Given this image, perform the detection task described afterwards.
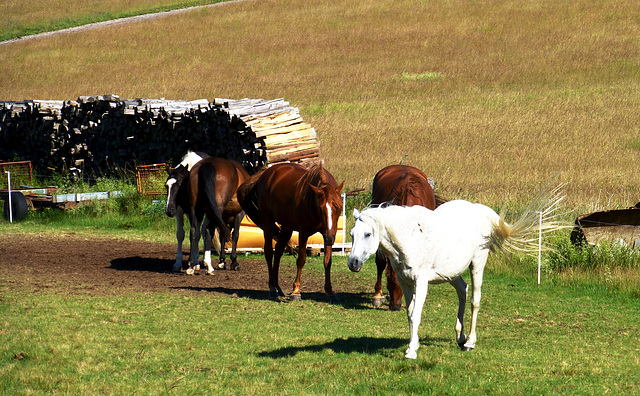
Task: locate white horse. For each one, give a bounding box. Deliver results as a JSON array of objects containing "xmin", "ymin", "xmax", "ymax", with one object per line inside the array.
[
  {"xmin": 165, "ymin": 151, "xmax": 217, "ymax": 274},
  {"xmin": 348, "ymin": 187, "xmax": 564, "ymax": 359}
]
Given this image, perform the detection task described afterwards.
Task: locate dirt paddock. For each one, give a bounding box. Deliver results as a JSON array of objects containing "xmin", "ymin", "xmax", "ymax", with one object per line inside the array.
[{"xmin": 0, "ymin": 233, "xmax": 369, "ymax": 302}]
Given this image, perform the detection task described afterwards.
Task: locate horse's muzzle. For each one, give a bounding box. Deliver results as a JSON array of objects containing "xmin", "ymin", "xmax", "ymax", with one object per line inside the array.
[
  {"xmin": 347, "ymin": 257, "xmax": 362, "ymax": 272},
  {"xmin": 166, "ymin": 204, "xmax": 176, "ymax": 218}
]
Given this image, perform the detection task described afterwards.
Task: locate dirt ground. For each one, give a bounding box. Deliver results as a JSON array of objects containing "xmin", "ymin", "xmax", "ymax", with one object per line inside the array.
[{"xmin": 0, "ymin": 233, "xmax": 369, "ymax": 302}]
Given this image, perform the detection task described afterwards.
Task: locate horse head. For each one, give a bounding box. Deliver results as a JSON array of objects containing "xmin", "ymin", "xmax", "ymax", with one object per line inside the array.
[
  {"xmin": 310, "ymin": 175, "xmax": 344, "ymax": 246},
  {"xmin": 165, "ymin": 165, "xmax": 189, "ymax": 217},
  {"xmin": 348, "ymin": 208, "xmax": 380, "ymax": 272}
]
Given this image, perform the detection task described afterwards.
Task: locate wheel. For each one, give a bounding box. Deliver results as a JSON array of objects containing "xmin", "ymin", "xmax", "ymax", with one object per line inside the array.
[{"xmin": 3, "ymin": 191, "xmax": 29, "ymax": 221}]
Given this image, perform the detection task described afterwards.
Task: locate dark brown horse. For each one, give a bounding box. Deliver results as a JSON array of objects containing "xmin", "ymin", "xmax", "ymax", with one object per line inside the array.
[
  {"xmin": 371, "ymin": 164, "xmax": 439, "ymax": 310},
  {"xmin": 168, "ymin": 157, "xmax": 249, "ymax": 274},
  {"xmin": 165, "ymin": 151, "xmax": 210, "ymax": 272},
  {"xmin": 238, "ymin": 163, "xmax": 344, "ymax": 301}
]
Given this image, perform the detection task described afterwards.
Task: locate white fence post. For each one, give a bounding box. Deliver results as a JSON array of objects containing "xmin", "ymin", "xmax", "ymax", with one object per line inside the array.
[
  {"xmin": 4, "ymin": 171, "xmax": 12, "ymax": 223},
  {"xmin": 341, "ymin": 193, "xmax": 347, "ymax": 256},
  {"xmin": 537, "ymin": 210, "xmax": 543, "ymax": 286}
]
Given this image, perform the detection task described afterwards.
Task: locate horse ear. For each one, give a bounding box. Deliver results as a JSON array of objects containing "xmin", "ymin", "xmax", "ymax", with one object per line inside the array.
[
  {"xmin": 336, "ymin": 181, "xmax": 344, "ymax": 194},
  {"xmin": 165, "ymin": 164, "xmax": 172, "ymax": 175},
  {"xmin": 353, "ymin": 208, "xmax": 360, "ymax": 220},
  {"xmin": 310, "ymin": 184, "xmax": 323, "ymax": 196}
]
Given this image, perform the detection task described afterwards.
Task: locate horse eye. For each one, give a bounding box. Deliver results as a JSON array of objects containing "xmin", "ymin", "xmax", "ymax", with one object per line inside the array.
[{"xmin": 365, "ymin": 232, "xmax": 372, "ymax": 238}]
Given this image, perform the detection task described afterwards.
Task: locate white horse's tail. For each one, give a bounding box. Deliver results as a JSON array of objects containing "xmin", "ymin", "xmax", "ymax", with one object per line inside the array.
[
  {"xmin": 489, "ymin": 184, "xmax": 568, "ymax": 256},
  {"xmin": 211, "ymin": 228, "xmax": 222, "ymax": 253}
]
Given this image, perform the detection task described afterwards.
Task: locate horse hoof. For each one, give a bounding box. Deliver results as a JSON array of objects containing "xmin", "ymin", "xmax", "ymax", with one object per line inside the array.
[
  {"xmin": 372, "ymin": 297, "xmax": 384, "ymax": 308},
  {"xmin": 206, "ymin": 270, "xmax": 215, "ymax": 276},
  {"xmin": 186, "ymin": 269, "xmax": 195, "ymax": 276},
  {"xmin": 230, "ymin": 262, "xmax": 240, "ymax": 271},
  {"xmin": 389, "ymin": 304, "xmax": 402, "ymax": 311},
  {"xmin": 461, "ymin": 346, "xmax": 474, "ymax": 352},
  {"xmin": 217, "ymin": 262, "xmax": 226, "ymax": 270},
  {"xmin": 290, "ymin": 294, "xmax": 302, "ymax": 301}
]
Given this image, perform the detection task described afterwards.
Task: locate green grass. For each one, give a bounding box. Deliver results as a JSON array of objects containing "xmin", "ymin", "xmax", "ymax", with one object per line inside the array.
[
  {"xmin": 2, "ymin": 181, "xmax": 640, "ymax": 394},
  {"xmin": 1, "ymin": 264, "xmax": 639, "ymax": 395}
]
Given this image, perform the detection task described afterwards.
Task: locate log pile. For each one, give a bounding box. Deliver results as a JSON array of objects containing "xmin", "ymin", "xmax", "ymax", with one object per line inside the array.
[{"xmin": 0, "ymin": 95, "xmax": 320, "ymax": 179}]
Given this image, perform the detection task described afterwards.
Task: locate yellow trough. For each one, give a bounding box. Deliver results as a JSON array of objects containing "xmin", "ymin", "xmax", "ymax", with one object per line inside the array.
[{"xmin": 225, "ymin": 216, "xmax": 348, "ymax": 254}]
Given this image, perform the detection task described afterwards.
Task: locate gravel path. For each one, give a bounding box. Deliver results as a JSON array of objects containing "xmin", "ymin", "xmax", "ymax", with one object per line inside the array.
[{"xmin": 0, "ymin": 1, "xmax": 245, "ymax": 46}]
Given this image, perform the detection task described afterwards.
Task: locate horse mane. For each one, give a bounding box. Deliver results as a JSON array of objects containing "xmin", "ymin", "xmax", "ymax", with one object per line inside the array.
[
  {"xmin": 362, "ymin": 205, "xmax": 430, "ymax": 253},
  {"xmin": 388, "ymin": 177, "xmax": 421, "ymax": 206},
  {"xmin": 294, "ymin": 163, "xmax": 327, "ymax": 202},
  {"xmin": 359, "ymin": 206, "xmax": 397, "ymax": 245}
]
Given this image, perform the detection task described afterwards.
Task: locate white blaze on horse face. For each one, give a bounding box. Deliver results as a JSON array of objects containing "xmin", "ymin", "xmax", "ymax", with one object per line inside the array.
[
  {"xmin": 165, "ymin": 178, "xmax": 177, "ymax": 210},
  {"xmin": 326, "ymin": 202, "xmax": 333, "ymax": 232}
]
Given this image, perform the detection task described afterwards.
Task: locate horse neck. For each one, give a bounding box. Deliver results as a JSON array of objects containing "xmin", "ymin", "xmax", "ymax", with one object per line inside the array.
[
  {"xmin": 369, "ymin": 207, "xmax": 418, "ymax": 263},
  {"xmin": 295, "ymin": 167, "xmax": 325, "ymax": 213},
  {"xmin": 362, "ymin": 208, "xmax": 400, "ymax": 261}
]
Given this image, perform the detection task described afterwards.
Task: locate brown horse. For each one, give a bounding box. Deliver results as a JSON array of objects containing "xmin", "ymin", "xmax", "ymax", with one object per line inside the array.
[
  {"xmin": 176, "ymin": 157, "xmax": 249, "ymax": 274},
  {"xmin": 371, "ymin": 164, "xmax": 439, "ymax": 310},
  {"xmin": 165, "ymin": 151, "xmax": 210, "ymax": 273},
  {"xmin": 238, "ymin": 163, "xmax": 344, "ymax": 301}
]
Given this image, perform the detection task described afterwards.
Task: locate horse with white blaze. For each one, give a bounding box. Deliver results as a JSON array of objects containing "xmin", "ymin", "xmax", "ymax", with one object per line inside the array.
[
  {"xmin": 347, "ymin": 185, "xmax": 565, "ymax": 359},
  {"xmin": 165, "ymin": 151, "xmax": 212, "ymax": 273}
]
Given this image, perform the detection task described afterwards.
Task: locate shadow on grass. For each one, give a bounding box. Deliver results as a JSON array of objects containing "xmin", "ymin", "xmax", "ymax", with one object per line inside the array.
[
  {"xmin": 173, "ymin": 286, "xmax": 376, "ymax": 309},
  {"xmin": 257, "ymin": 336, "xmax": 449, "ymax": 358}
]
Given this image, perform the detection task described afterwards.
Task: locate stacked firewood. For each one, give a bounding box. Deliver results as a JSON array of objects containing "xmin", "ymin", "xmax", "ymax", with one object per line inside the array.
[
  {"xmin": 218, "ymin": 98, "xmax": 320, "ymax": 164},
  {"xmin": 0, "ymin": 95, "xmax": 320, "ymax": 179}
]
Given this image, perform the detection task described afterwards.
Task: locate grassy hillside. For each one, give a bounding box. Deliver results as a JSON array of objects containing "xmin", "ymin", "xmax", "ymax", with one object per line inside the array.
[{"xmin": 1, "ymin": 0, "xmax": 640, "ymax": 211}]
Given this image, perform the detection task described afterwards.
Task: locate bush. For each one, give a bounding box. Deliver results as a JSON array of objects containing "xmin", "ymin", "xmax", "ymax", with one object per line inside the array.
[{"xmin": 546, "ymin": 236, "xmax": 640, "ymax": 272}]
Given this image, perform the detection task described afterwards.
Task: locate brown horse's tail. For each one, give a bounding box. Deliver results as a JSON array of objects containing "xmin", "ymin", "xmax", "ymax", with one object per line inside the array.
[
  {"xmin": 199, "ymin": 162, "xmax": 231, "ymax": 241},
  {"xmin": 237, "ymin": 170, "xmax": 264, "ymax": 227}
]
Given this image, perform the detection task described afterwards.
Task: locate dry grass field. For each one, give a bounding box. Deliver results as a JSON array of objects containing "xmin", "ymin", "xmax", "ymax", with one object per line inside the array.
[{"xmin": 2, "ymin": 0, "xmax": 640, "ymax": 211}]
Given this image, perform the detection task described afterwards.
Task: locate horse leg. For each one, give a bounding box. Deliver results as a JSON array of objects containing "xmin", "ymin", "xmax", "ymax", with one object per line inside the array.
[
  {"xmin": 228, "ymin": 211, "xmax": 244, "ymax": 271},
  {"xmin": 372, "ymin": 250, "xmax": 386, "ymax": 308},
  {"xmin": 198, "ymin": 216, "xmax": 210, "ymax": 272},
  {"xmin": 462, "ymin": 253, "xmax": 489, "ymax": 351},
  {"xmin": 274, "ymin": 229, "xmax": 293, "ymax": 298},
  {"xmin": 217, "ymin": 226, "xmax": 227, "ymax": 270},
  {"xmin": 386, "ymin": 262, "xmax": 403, "ymax": 311},
  {"xmin": 187, "ymin": 212, "xmax": 202, "ymax": 275},
  {"xmin": 450, "ymin": 277, "xmax": 468, "ymax": 348},
  {"xmin": 203, "ymin": 223, "xmax": 215, "ymax": 275},
  {"xmin": 263, "ymin": 228, "xmax": 277, "ymax": 298},
  {"xmin": 173, "ymin": 207, "xmax": 185, "ymax": 272},
  {"xmin": 322, "ymin": 237, "xmax": 338, "ymax": 303},
  {"xmin": 399, "ymin": 277, "xmax": 428, "ymax": 359},
  {"xmin": 290, "ymin": 234, "xmax": 310, "ymax": 301}
]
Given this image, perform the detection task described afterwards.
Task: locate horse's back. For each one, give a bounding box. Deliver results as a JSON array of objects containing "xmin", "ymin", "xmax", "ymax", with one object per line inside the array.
[
  {"xmin": 372, "ymin": 165, "xmax": 435, "ymax": 209},
  {"xmin": 237, "ymin": 163, "xmax": 306, "ymax": 228},
  {"xmin": 191, "ymin": 157, "xmax": 246, "ymax": 204},
  {"xmin": 434, "ymin": 200, "xmax": 499, "ymax": 238}
]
